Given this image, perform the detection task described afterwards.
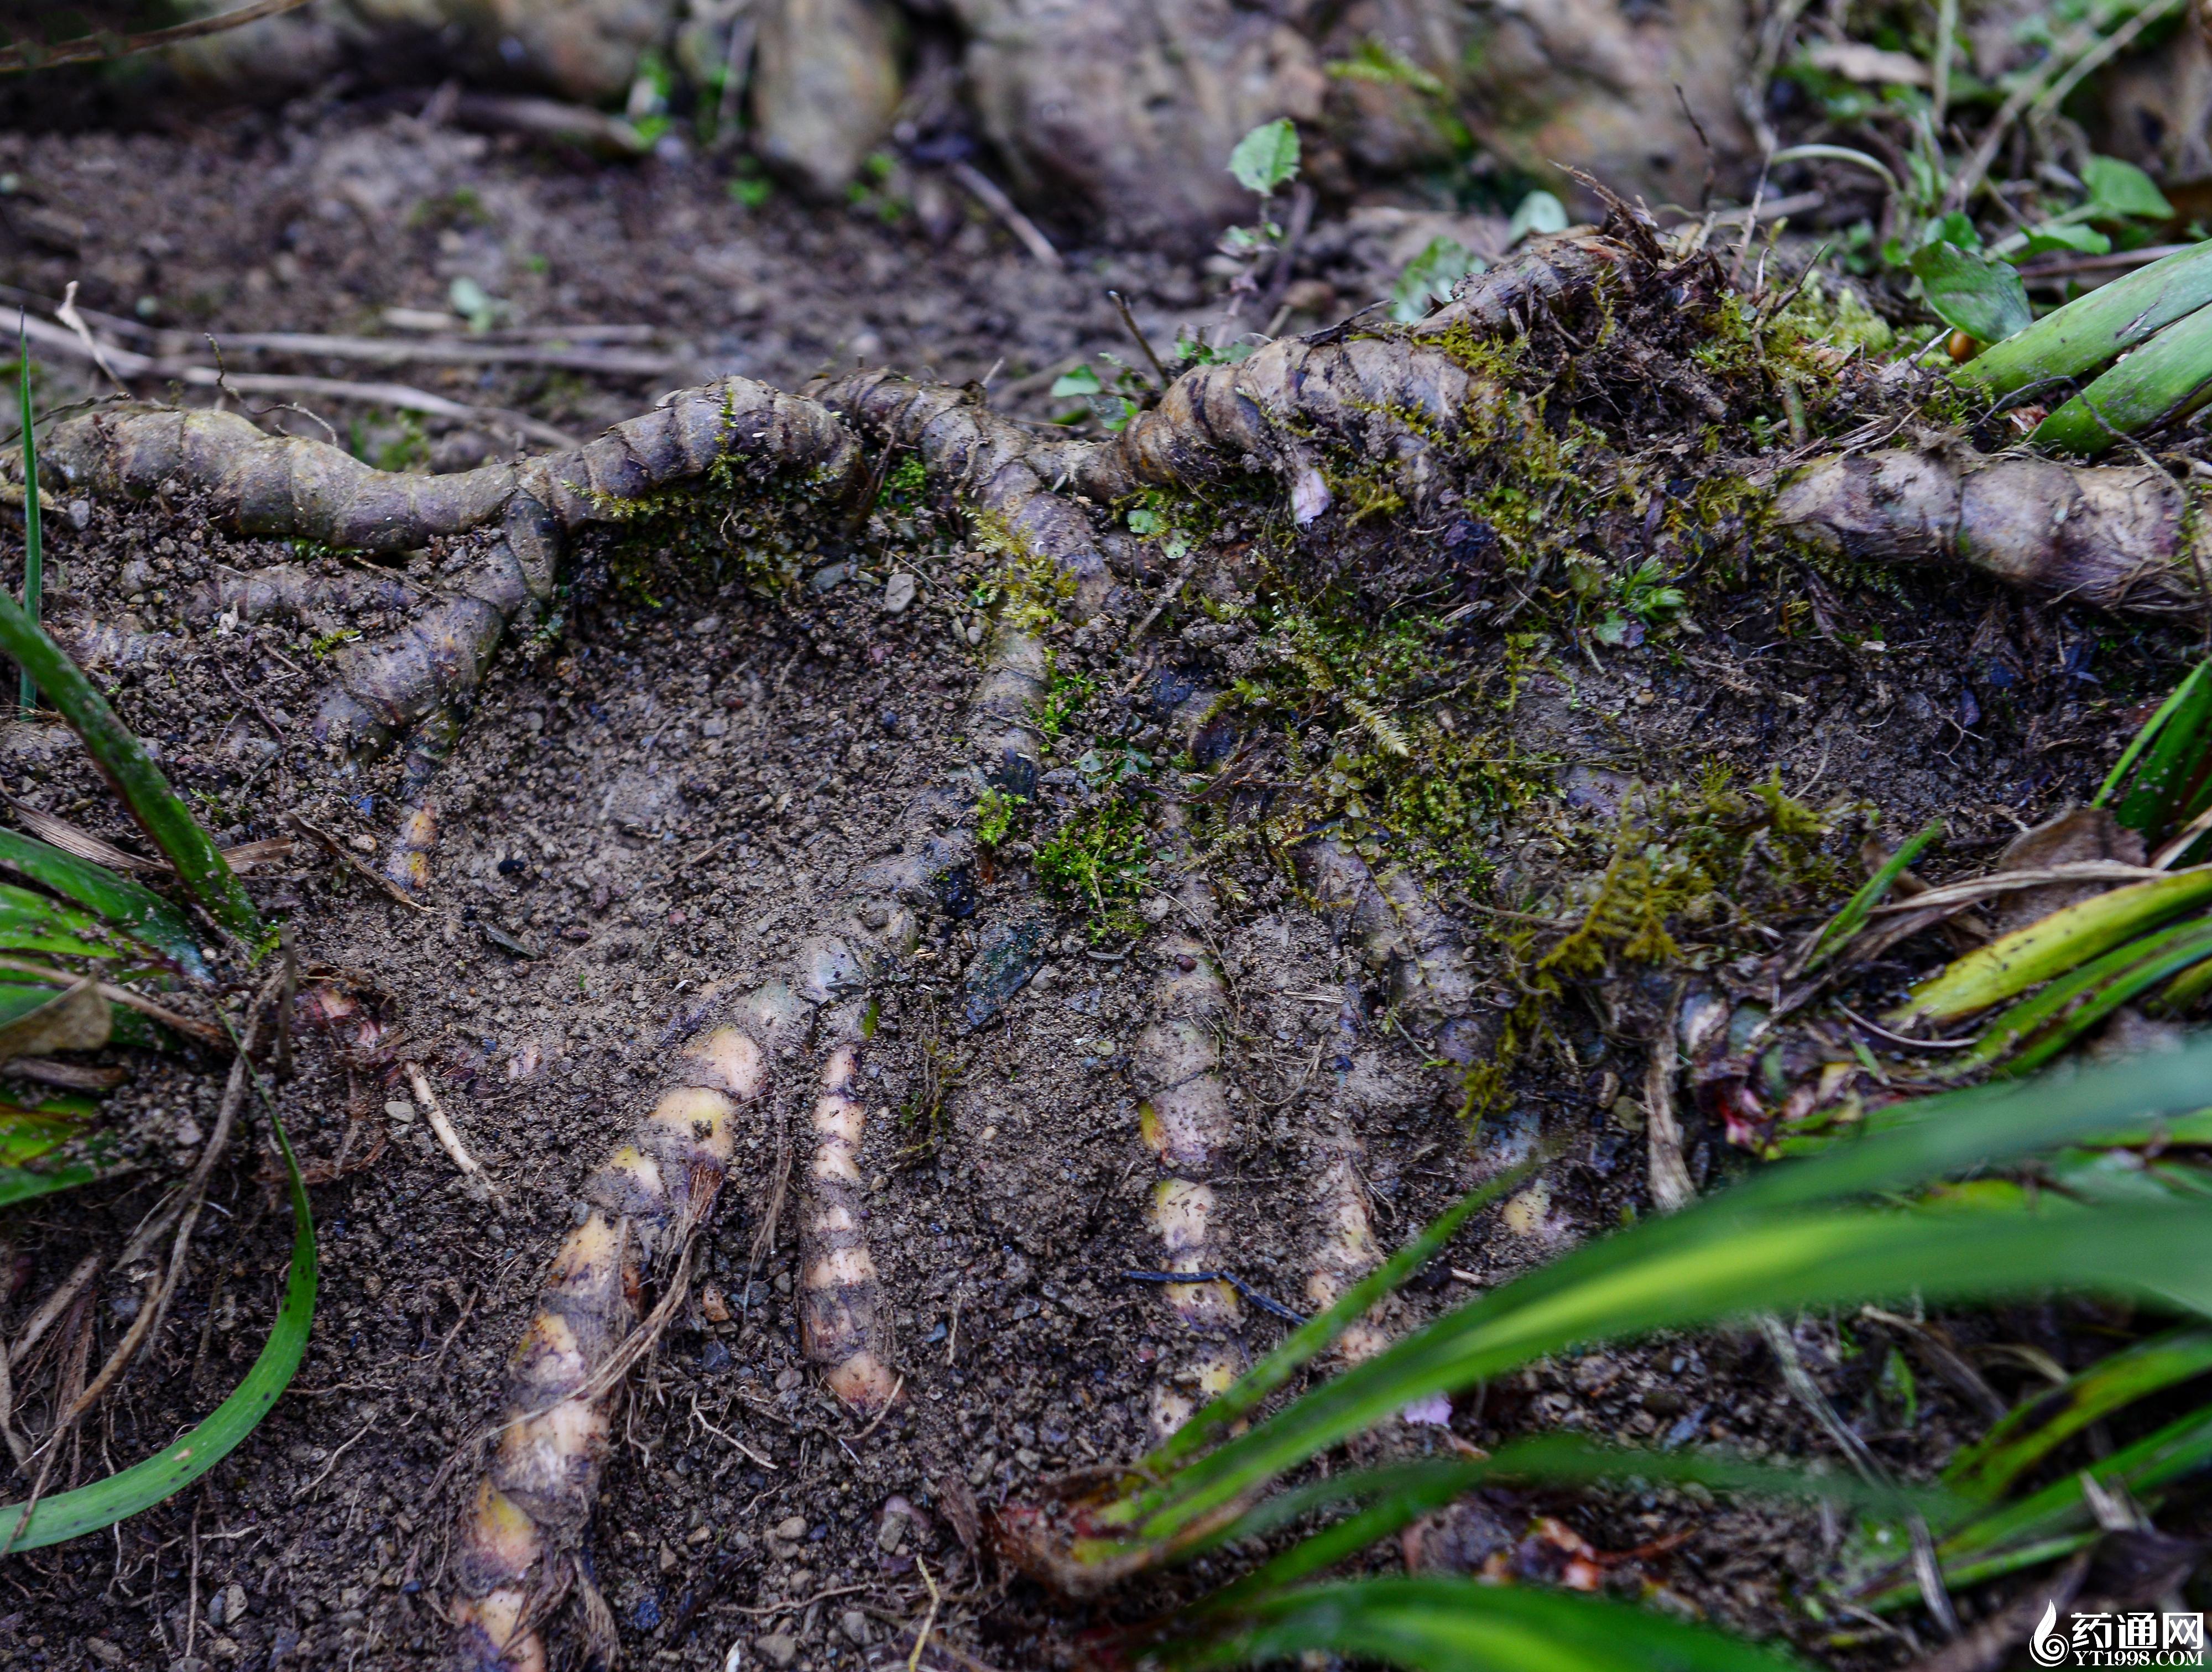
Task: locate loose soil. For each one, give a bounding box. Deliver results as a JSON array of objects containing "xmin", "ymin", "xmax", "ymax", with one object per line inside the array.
[{"xmin": 0, "ymin": 95, "xmax": 2195, "ymax": 1672}]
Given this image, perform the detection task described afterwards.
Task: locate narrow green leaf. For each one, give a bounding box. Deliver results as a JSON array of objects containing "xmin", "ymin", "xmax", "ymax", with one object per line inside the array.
[
  {"xmin": 2034, "ymin": 301, "xmax": 2212, "ymax": 454},
  {"xmin": 1895, "ymin": 867, "xmax": 2212, "ymax": 1027},
  {"xmin": 2002, "ymin": 923, "xmax": 2212, "ymax": 1074},
  {"xmin": 1943, "ymin": 1326, "xmax": 2212, "ymax": 1504},
  {"xmin": 1910, "ymin": 241, "xmax": 2031, "ymax": 344},
  {"xmin": 1861, "ymin": 1399, "xmax": 2212, "ymax": 1606},
  {"xmin": 1164, "ymin": 1578, "xmax": 1801, "ymax": 1672},
  {"xmin": 0, "ymin": 1096, "xmax": 313, "ymax": 1551},
  {"xmin": 1190, "ymin": 1438, "xmax": 1955, "ymax": 1608},
  {"xmin": 1114, "ymin": 1041, "xmax": 2212, "ymax": 1558},
  {"xmin": 1946, "ymin": 916, "xmax": 2212, "ymax": 1075},
  {"xmin": 1798, "ymin": 817, "xmax": 1943, "ymax": 974},
  {"xmin": 2096, "ymin": 660, "xmax": 2211, "ymax": 816},
  {"xmin": 0, "ymin": 603, "xmax": 258, "ymax": 944},
  {"xmin": 15, "ymin": 320, "xmax": 36, "ymax": 719},
  {"xmin": 1137, "ymin": 1199, "xmax": 2212, "ymax": 1542},
  {"xmin": 1227, "ymin": 120, "xmax": 1300, "ymax": 196},
  {"xmin": 1954, "ymin": 239, "xmax": 2212, "ymax": 398},
  {"xmin": 0, "ymin": 829, "xmax": 207, "ymax": 979},
  {"xmin": 1145, "ymin": 1160, "xmax": 1535, "ymax": 1474}
]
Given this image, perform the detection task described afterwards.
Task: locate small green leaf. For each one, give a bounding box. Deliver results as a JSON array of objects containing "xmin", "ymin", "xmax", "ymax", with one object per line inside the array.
[
  {"xmin": 1506, "ymin": 190, "xmax": 1569, "ymax": 247},
  {"xmin": 1389, "ymin": 237, "xmax": 1483, "ymax": 323},
  {"xmin": 1050, "ymin": 364, "xmax": 1104, "ymax": 399},
  {"xmin": 1910, "ymin": 241, "xmax": 2032, "ymax": 344},
  {"xmin": 1227, "ymin": 120, "xmax": 1300, "ymax": 196},
  {"xmin": 2018, "ymin": 222, "xmax": 2112, "ymax": 259},
  {"xmin": 0, "ymin": 1095, "xmax": 313, "ymax": 1551},
  {"xmin": 1918, "ymin": 211, "xmax": 1983, "ymax": 254},
  {"xmin": 2084, "ymin": 155, "xmax": 2175, "ymax": 223}
]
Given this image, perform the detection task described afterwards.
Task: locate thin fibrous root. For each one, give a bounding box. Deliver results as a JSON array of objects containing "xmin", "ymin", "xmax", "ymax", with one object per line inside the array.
[
  {"xmin": 1294, "ymin": 834, "xmax": 1485, "ymax": 1064},
  {"xmin": 451, "ymin": 996, "xmax": 785, "ymax": 1672},
  {"xmin": 1133, "ymin": 896, "xmax": 1244, "ymax": 1441}
]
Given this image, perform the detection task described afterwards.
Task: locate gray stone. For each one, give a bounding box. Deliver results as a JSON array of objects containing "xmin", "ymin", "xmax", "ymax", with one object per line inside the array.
[
  {"xmin": 755, "ymin": 1632, "xmax": 799, "ymax": 1668},
  {"xmin": 752, "ymin": 0, "xmax": 904, "ymax": 197},
  {"xmin": 882, "ymin": 572, "xmax": 917, "ymax": 615}
]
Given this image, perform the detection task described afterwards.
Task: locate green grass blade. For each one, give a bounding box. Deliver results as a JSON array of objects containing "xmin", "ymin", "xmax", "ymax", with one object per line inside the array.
[
  {"xmin": 1146, "ymin": 1160, "xmax": 1537, "ymax": 1473},
  {"xmin": 1190, "ymin": 1437, "xmax": 1956, "ymax": 1608},
  {"xmin": 1120, "ymin": 1041, "xmax": 2212, "ymax": 1548},
  {"xmin": 0, "ymin": 603, "xmax": 259, "ymax": 945},
  {"xmin": 1135, "ymin": 1198, "xmax": 2212, "ymax": 1542},
  {"xmin": 1860, "ymin": 1399, "xmax": 2212, "ymax": 1606},
  {"xmin": 2001, "ymin": 925, "xmax": 2212, "ymax": 1075},
  {"xmin": 2034, "ymin": 302, "xmax": 2212, "ymax": 454},
  {"xmin": 1954, "ymin": 239, "xmax": 2212, "ymax": 399},
  {"xmin": 2098, "ymin": 659, "xmax": 2212, "ymax": 826},
  {"xmin": 1797, "ymin": 818, "xmax": 1943, "ymax": 975},
  {"xmin": 0, "ymin": 1095, "xmax": 313, "ymax": 1551},
  {"xmin": 1945, "ymin": 916, "xmax": 2212, "ymax": 1076},
  {"xmin": 15, "ymin": 322, "xmax": 35, "ymax": 720},
  {"xmin": 1162, "ymin": 1578, "xmax": 1802, "ymax": 1672},
  {"xmin": 0, "ymin": 830, "xmax": 208, "ymax": 979},
  {"xmin": 1893, "ymin": 868, "xmax": 2212, "ymax": 1027},
  {"xmin": 2096, "ymin": 666, "xmax": 2204, "ymax": 808},
  {"xmin": 1943, "ymin": 1325, "xmax": 2212, "ymax": 1504}
]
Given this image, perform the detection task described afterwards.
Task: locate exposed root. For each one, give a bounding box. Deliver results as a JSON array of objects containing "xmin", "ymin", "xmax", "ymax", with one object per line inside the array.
[
  {"xmin": 1771, "ymin": 446, "xmax": 2210, "ymax": 614},
  {"xmin": 1303, "ymin": 1117, "xmax": 1389, "ymax": 1365},
  {"xmin": 797, "ymin": 1010, "xmax": 898, "ymax": 1413},
  {"xmin": 1295, "ymin": 835, "xmax": 1485, "ymax": 1064},
  {"xmin": 450, "ymin": 1006, "xmax": 776, "ymax": 1672},
  {"xmin": 1133, "ymin": 902, "xmax": 1245, "ymax": 1441}
]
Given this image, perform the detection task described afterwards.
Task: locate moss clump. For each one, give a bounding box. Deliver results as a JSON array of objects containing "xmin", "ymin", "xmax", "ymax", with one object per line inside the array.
[
  {"xmin": 1539, "ymin": 766, "xmax": 1841, "ymax": 978},
  {"xmin": 1035, "ymin": 794, "xmax": 1153, "ymax": 942}
]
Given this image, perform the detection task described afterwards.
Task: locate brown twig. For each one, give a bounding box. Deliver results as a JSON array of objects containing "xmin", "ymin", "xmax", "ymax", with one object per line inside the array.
[
  {"xmin": 0, "ymin": 0, "xmax": 309, "ymax": 74},
  {"xmin": 0, "ymin": 955, "xmax": 224, "ymax": 1044},
  {"xmin": 179, "ymin": 330, "xmax": 684, "ymax": 380},
  {"xmin": 947, "ymin": 163, "xmax": 1060, "ymax": 267},
  {"xmin": 13, "ymin": 314, "xmax": 580, "ymax": 450},
  {"xmin": 404, "ymin": 1062, "xmax": 500, "ymax": 1201}
]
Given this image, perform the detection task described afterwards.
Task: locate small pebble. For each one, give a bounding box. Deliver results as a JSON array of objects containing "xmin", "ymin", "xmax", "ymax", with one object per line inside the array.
[
  {"xmin": 65, "ymin": 499, "xmax": 91, "ymax": 531},
  {"xmin": 385, "ymin": 1099, "xmax": 416, "ymax": 1126},
  {"xmin": 882, "ymin": 572, "xmax": 917, "ymax": 615},
  {"xmin": 755, "ymin": 1633, "xmax": 798, "ymax": 1668},
  {"xmin": 774, "ymin": 1514, "xmax": 808, "ymax": 1540},
  {"xmin": 840, "ymin": 1610, "xmax": 870, "ymax": 1645},
  {"xmin": 691, "ymin": 614, "xmax": 722, "ymax": 635}
]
